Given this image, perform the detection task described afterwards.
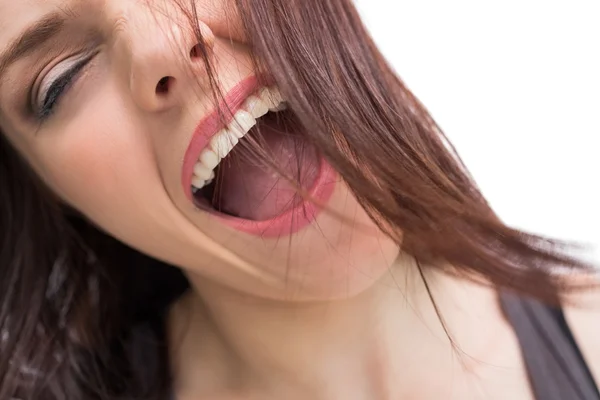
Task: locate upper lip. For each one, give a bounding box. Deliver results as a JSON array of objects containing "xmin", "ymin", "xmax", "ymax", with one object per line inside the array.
[{"xmin": 181, "ymin": 74, "xmax": 273, "ymax": 199}]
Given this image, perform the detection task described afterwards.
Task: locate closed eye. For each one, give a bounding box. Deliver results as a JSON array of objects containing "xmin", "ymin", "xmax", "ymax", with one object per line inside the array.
[{"xmin": 35, "ymin": 53, "xmax": 95, "ymax": 121}]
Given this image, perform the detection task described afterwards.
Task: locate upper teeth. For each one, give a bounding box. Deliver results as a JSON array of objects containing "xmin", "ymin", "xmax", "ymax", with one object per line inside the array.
[{"xmin": 191, "ymin": 87, "xmax": 287, "ymax": 192}]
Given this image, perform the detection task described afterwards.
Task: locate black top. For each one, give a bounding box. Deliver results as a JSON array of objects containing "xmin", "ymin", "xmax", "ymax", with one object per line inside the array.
[
  {"xmin": 144, "ymin": 292, "xmax": 599, "ymax": 400},
  {"xmin": 501, "ymin": 292, "xmax": 600, "ymax": 400}
]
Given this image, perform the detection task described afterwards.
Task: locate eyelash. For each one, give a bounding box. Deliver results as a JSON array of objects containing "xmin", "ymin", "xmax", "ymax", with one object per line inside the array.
[{"xmin": 36, "ymin": 56, "xmax": 93, "ymax": 121}]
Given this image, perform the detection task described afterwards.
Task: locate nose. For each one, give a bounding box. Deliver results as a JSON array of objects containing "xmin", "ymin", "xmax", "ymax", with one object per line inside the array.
[{"xmin": 125, "ymin": 9, "xmax": 215, "ymax": 113}]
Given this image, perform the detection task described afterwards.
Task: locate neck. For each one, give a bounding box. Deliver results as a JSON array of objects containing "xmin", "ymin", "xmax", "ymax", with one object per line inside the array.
[{"xmin": 169, "ymin": 256, "xmax": 510, "ymax": 399}]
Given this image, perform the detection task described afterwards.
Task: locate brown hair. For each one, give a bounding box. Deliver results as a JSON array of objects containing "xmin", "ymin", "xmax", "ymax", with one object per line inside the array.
[{"xmin": 0, "ymin": 0, "xmax": 596, "ymax": 398}]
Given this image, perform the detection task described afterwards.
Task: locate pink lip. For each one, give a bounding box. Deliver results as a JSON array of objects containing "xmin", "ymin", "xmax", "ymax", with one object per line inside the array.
[{"xmin": 182, "ymin": 75, "xmax": 338, "ymax": 237}]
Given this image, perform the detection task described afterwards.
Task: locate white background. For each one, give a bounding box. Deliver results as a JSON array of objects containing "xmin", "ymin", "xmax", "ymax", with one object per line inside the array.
[{"xmin": 355, "ymin": 1, "xmax": 600, "ymax": 263}]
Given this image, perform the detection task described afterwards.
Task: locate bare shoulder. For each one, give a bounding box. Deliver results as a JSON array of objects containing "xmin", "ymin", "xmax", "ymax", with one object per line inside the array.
[{"xmin": 563, "ymin": 273, "xmax": 600, "ymax": 384}]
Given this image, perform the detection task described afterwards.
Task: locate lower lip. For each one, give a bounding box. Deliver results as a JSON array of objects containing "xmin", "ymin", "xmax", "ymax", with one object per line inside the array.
[{"xmin": 202, "ymin": 159, "xmax": 337, "ymax": 237}]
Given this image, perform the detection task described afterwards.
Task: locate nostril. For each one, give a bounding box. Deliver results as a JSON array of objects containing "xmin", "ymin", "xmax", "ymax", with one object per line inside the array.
[
  {"xmin": 156, "ymin": 76, "xmax": 174, "ymax": 95},
  {"xmin": 190, "ymin": 44, "xmax": 203, "ymax": 59}
]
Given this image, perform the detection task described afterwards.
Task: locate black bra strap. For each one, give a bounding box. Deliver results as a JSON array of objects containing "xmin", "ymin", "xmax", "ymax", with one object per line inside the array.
[{"xmin": 501, "ymin": 292, "xmax": 600, "ymax": 400}]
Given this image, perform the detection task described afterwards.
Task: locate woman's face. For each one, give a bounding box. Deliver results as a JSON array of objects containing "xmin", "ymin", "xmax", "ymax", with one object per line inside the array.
[{"xmin": 0, "ymin": 0, "xmax": 398, "ymax": 300}]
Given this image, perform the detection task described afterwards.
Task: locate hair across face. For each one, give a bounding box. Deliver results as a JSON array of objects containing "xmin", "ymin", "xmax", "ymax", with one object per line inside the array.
[
  {"xmin": 0, "ymin": 0, "xmax": 595, "ymax": 399},
  {"xmin": 0, "ymin": 0, "xmax": 398, "ymax": 302}
]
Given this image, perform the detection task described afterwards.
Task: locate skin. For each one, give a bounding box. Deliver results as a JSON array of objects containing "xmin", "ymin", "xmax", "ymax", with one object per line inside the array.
[{"xmin": 0, "ymin": 1, "xmax": 598, "ymax": 399}]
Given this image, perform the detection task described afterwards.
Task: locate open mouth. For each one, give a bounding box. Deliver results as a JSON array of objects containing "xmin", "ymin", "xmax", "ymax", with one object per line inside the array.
[{"xmin": 184, "ymin": 80, "xmax": 335, "ymax": 236}]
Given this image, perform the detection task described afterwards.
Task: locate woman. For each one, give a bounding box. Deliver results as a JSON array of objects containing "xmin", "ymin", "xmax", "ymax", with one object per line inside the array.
[{"xmin": 0, "ymin": 0, "xmax": 598, "ymax": 399}]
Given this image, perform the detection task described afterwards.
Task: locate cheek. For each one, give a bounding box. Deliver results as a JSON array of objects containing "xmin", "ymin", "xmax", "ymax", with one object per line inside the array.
[
  {"xmin": 49, "ymin": 126, "xmax": 145, "ymax": 204},
  {"xmin": 35, "ymin": 97, "xmax": 158, "ymax": 237},
  {"xmin": 198, "ymin": 0, "xmax": 245, "ymax": 41}
]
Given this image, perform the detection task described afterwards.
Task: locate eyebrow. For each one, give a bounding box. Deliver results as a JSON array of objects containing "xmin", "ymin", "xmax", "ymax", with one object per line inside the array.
[{"xmin": 0, "ymin": 12, "xmax": 66, "ymax": 77}]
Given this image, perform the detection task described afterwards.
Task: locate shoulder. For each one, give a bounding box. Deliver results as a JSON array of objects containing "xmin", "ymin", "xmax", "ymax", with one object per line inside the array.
[{"xmin": 563, "ymin": 273, "xmax": 600, "ymax": 384}]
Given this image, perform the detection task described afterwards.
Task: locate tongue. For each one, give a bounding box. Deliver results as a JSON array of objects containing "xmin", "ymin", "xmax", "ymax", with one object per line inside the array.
[{"xmin": 214, "ymin": 114, "xmax": 319, "ymax": 221}]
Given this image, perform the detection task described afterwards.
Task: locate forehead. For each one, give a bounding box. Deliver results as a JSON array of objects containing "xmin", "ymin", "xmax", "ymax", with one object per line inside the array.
[
  {"xmin": 0, "ymin": 1, "xmax": 62, "ymax": 48},
  {"xmin": 1, "ymin": 0, "xmax": 105, "ymax": 44}
]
